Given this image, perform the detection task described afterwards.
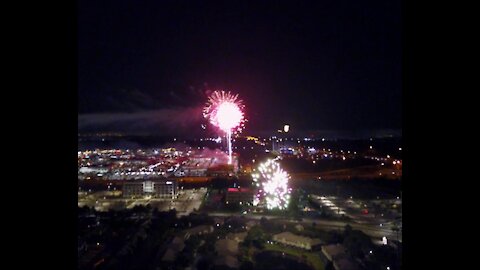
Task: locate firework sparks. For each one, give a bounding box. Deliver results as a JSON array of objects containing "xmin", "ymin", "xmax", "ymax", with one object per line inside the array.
[
  {"xmin": 252, "ymin": 158, "xmax": 291, "ymax": 210},
  {"xmin": 203, "ymin": 91, "xmax": 245, "ymax": 133},
  {"xmin": 203, "ymin": 90, "xmax": 246, "ymax": 164}
]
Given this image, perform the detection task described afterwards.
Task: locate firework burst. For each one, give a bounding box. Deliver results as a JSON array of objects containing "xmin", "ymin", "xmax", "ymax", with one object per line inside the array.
[
  {"xmin": 252, "ymin": 158, "xmax": 291, "ymax": 210},
  {"xmin": 203, "ymin": 90, "xmax": 246, "ymax": 164},
  {"xmin": 203, "ymin": 90, "xmax": 245, "ymax": 134}
]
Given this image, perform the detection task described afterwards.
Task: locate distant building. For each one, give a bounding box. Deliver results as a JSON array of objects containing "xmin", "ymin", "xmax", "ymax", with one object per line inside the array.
[
  {"xmin": 174, "ymin": 170, "xmax": 186, "ymax": 177},
  {"xmin": 272, "ymin": 231, "xmax": 323, "ymax": 250},
  {"xmin": 206, "ymin": 164, "xmax": 234, "ymax": 177},
  {"xmin": 123, "ymin": 182, "xmax": 143, "ymax": 197},
  {"xmin": 79, "ymin": 166, "xmax": 109, "ymax": 174},
  {"xmin": 226, "ymin": 187, "xmax": 253, "ymax": 205},
  {"xmin": 123, "ymin": 179, "xmax": 177, "ymax": 198},
  {"xmin": 153, "ymin": 180, "xmax": 177, "ymax": 198}
]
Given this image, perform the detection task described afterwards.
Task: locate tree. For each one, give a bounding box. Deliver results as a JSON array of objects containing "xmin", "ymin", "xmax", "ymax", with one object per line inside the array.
[
  {"xmin": 176, "ymin": 250, "xmax": 193, "ymax": 268},
  {"xmin": 344, "ymin": 224, "xmax": 353, "ymax": 235},
  {"xmin": 343, "ymin": 230, "xmax": 372, "ymax": 258},
  {"xmin": 197, "ymin": 257, "xmax": 213, "ymax": 270},
  {"xmin": 260, "ymin": 216, "xmax": 267, "ymax": 226},
  {"xmin": 391, "ymin": 225, "xmax": 400, "ymax": 241},
  {"xmin": 239, "ymin": 261, "xmax": 254, "ymax": 270},
  {"xmin": 185, "ymin": 235, "xmax": 201, "ymax": 250},
  {"xmin": 245, "ymin": 226, "xmax": 267, "ymax": 249}
]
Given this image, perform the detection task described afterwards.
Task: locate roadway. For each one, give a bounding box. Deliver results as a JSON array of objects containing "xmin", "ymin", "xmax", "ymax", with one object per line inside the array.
[{"xmin": 208, "ymin": 212, "xmax": 402, "ymax": 243}]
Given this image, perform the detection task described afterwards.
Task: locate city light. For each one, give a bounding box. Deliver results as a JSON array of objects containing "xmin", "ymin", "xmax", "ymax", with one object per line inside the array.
[{"xmin": 283, "ymin": 124, "xmax": 290, "ymax": 133}]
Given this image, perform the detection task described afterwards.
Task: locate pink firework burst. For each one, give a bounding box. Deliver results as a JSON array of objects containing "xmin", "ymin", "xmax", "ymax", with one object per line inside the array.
[
  {"xmin": 203, "ymin": 90, "xmax": 246, "ymax": 134},
  {"xmin": 203, "ymin": 90, "xmax": 246, "ymax": 164}
]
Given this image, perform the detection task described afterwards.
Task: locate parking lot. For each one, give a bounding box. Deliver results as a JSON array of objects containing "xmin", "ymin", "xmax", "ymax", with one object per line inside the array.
[{"xmin": 309, "ymin": 195, "xmax": 401, "ymax": 229}]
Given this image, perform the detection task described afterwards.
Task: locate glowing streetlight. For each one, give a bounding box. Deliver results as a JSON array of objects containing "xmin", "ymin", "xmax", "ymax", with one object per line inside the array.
[{"xmin": 283, "ymin": 124, "xmax": 290, "ymax": 133}]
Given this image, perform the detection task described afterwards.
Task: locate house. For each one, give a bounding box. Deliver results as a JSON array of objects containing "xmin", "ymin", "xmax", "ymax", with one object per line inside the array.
[
  {"xmin": 273, "ymin": 231, "xmax": 323, "ymax": 250},
  {"xmin": 216, "ymin": 238, "xmax": 239, "ymax": 256},
  {"xmin": 245, "ymin": 220, "xmax": 257, "ymax": 230},
  {"xmin": 226, "ymin": 188, "xmax": 254, "ymax": 205},
  {"xmin": 214, "ymin": 255, "xmax": 239, "ymax": 269},
  {"xmin": 226, "ymin": 232, "xmax": 247, "ymax": 243},
  {"xmin": 215, "ymin": 238, "xmax": 239, "ymax": 269}
]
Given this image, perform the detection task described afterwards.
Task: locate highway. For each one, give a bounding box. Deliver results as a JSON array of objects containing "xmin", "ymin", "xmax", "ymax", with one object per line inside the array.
[{"xmin": 208, "ymin": 212, "xmax": 402, "ymax": 243}]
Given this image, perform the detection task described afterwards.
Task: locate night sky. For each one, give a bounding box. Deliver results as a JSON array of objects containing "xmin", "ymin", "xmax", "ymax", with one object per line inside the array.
[{"xmin": 78, "ymin": 0, "xmax": 401, "ymax": 137}]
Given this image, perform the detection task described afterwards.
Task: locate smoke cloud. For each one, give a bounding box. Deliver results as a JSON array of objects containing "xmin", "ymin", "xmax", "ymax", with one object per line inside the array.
[{"xmin": 78, "ymin": 106, "xmax": 205, "ymax": 136}]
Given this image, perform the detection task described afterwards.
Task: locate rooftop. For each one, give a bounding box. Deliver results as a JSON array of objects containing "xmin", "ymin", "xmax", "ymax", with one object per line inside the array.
[
  {"xmin": 215, "ymin": 238, "xmax": 239, "ymax": 256},
  {"xmin": 227, "ymin": 188, "xmax": 252, "ymax": 193},
  {"xmin": 226, "ymin": 232, "xmax": 248, "ymax": 243},
  {"xmin": 214, "ymin": 255, "xmax": 239, "ymax": 269},
  {"xmin": 273, "ymin": 231, "xmax": 323, "ymax": 246},
  {"xmin": 322, "ymin": 244, "xmax": 346, "ymax": 260}
]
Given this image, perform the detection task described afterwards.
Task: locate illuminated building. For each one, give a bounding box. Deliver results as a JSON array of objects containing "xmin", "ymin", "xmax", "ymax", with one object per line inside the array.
[
  {"xmin": 225, "ymin": 187, "xmax": 254, "ymax": 205},
  {"xmin": 122, "ymin": 180, "xmax": 177, "ymax": 198}
]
